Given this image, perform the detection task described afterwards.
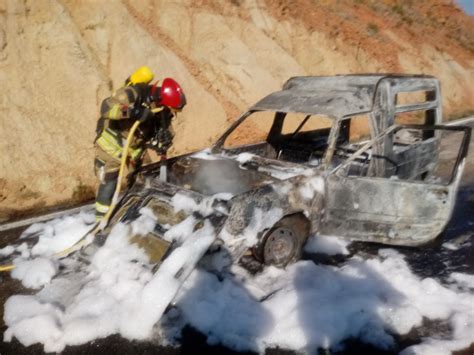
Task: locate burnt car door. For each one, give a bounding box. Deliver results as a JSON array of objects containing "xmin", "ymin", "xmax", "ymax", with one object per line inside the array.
[{"xmin": 319, "ymin": 124, "xmax": 471, "ymax": 246}]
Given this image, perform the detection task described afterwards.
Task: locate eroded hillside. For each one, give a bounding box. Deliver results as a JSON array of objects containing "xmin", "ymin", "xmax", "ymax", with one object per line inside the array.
[{"xmin": 0, "ymin": 0, "xmax": 473, "ymax": 220}]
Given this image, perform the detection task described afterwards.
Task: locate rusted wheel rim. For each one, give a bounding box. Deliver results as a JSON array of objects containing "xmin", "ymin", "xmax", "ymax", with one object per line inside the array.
[{"xmin": 263, "ymin": 227, "xmax": 298, "ymax": 266}]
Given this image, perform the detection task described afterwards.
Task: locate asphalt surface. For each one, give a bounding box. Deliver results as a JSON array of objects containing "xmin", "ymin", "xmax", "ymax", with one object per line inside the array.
[{"xmin": 0, "ymin": 121, "xmax": 473, "ymax": 354}]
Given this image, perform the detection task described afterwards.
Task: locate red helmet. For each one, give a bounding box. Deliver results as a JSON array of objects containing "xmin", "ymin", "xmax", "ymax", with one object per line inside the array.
[{"xmin": 159, "ymin": 78, "xmax": 186, "ymax": 110}]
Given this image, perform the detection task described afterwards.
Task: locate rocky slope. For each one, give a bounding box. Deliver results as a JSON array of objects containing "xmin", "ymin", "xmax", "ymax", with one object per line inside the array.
[{"xmin": 0, "ymin": 0, "xmax": 472, "ymax": 220}]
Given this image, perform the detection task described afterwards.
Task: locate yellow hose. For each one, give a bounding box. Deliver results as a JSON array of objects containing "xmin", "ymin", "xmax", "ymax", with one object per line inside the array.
[
  {"xmin": 1, "ymin": 120, "xmax": 143, "ymax": 271},
  {"xmin": 0, "ymin": 264, "xmax": 14, "ymax": 272},
  {"xmin": 99, "ymin": 120, "xmax": 141, "ymax": 229}
]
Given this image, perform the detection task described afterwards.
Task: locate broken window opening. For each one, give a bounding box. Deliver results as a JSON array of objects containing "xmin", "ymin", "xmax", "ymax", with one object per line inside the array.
[
  {"xmin": 395, "ymin": 90, "xmax": 435, "ymax": 107},
  {"xmin": 394, "ymin": 109, "xmax": 437, "ymax": 143},
  {"xmin": 274, "ymin": 113, "xmax": 334, "ymax": 165},
  {"xmin": 331, "ymin": 124, "xmax": 468, "ymax": 186},
  {"xmin": 223, "ymin": 111, "xmax": 278, "ymax": 159},
  {"xmin": 330, "ymin": 115, "xmax": 373, "ymax": 177}
]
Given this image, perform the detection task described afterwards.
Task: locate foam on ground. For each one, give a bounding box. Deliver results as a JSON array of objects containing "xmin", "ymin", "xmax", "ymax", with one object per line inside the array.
[
  {"xmin": 3, "ymin": 210, "xmax": 218, "ymax": 352},
  {"xmin": 11, "ymin": 257, "xmax": 58, "ymax": 289},
  {"xmin": 304, "ymin": 234, "xmax": 350, "ymax": 255},
  {"xmin": 2, "ymin": 210, "xmax": 474, "ymax": 354}
]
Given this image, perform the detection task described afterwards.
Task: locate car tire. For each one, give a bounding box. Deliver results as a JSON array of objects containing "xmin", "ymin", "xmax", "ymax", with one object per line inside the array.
[{"xmin": 255, "ymin": 213, "xmax": 310, "ymax": 267}]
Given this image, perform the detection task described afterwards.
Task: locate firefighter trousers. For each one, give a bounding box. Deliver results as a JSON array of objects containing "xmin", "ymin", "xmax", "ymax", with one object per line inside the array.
[{"xmin": 94, "ymin": 146, "xmax": 121, "ymax": 221}]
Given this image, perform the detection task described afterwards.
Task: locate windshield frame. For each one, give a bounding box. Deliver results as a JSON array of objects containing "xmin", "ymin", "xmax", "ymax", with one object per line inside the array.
[{"xmin": 212, "ymin": 109, "xmax": 338, "ymax": 147}]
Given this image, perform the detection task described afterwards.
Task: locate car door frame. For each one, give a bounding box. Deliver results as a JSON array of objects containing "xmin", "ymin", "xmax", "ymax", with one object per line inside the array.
[{"xmin": 319, "ymin": 124, "xmax": 471, "ymax": 246}]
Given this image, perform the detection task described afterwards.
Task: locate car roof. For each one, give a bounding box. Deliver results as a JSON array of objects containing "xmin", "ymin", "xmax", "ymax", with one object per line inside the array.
[{"xmin": 250, "ymin": 74, "xmax": 438, "ymax": 118}]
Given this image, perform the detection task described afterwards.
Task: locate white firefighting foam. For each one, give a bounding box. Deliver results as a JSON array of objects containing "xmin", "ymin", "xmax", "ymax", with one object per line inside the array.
[{"xmin": 3, "ymin": 209, "xmax": 474, "ymax": 354}]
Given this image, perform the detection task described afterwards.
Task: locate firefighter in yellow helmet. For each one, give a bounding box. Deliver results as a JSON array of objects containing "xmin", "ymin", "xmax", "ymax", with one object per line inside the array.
[{"xmin": 94, "ymin": 66, "xmax": 186, "ymax": 220}]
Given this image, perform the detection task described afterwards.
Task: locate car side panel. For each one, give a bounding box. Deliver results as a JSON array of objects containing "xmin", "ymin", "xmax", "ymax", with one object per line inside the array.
[{"xmin": 320, "ymin": 172, "xmax": 462, "ymax": 246}]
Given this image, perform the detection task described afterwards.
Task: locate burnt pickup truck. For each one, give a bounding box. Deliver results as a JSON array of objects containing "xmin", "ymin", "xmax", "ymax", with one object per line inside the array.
[{"xmin": 106, "ymin": 74, "xmax": 471, "ymax": 268}]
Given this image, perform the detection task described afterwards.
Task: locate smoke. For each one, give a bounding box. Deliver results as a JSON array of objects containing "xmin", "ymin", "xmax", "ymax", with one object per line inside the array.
[{"xmin": 191, "ymin": 159, "xmax": 254, "ymax": 195}]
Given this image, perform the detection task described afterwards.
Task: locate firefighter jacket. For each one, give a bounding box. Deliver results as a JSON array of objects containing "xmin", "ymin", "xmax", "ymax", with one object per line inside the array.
[{"xmin": 95, "ymin": 84, "xmax": 174, "ymax": 162}]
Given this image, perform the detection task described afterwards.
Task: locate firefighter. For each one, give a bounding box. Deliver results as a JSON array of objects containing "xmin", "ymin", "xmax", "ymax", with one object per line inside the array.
[{"xmin": 94, "ymin": 66, "xmax": 186, "ymax": 220}]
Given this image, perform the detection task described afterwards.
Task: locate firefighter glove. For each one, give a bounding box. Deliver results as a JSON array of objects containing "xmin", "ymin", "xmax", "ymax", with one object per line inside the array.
[
  {"xmin": 159, "ymin": 129, "xmax": 173, "ymax": 148},
  {"xmin": 130, "ymin": 105, "xmax": 151, "ymax": 122},
  {"xmin": 151, "ymin": 128, "xmax": 173, "ymax": 154}
]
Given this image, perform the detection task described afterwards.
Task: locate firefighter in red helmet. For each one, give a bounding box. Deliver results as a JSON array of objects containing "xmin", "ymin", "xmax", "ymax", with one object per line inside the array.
[{"xmin": 94, "ymin": 66, "xmax": 186, "ymax": 221}]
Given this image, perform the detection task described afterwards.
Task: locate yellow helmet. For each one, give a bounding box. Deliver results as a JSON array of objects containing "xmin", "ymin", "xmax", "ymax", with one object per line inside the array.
[{"xmin": 127, "ymin": 66, "xmax": 154, "ymax": 85}]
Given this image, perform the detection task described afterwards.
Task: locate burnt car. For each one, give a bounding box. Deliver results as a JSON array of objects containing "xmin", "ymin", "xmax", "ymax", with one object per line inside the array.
[{"xmin": 107, "ymin": 74, "xmax": 471, "ymax": 268}]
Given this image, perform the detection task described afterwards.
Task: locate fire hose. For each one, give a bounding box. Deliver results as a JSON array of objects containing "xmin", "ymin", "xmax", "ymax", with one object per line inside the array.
[{"xmin": 0, "ymin": 107, "xmax": 165, "ymax": 272}]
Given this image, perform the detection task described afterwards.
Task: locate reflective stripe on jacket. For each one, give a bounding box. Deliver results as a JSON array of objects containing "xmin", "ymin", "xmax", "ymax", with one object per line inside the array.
[
  {"xmin": 96, "ymin": 128, "xmax": 143, "ymax": 161},
  {"xmin": 96, "ymin": 84, "xmax": 150, "ymax": 161}
]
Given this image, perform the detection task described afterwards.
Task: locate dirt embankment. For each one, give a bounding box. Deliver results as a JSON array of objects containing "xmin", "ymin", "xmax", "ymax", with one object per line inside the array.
[{"xmin": 0, "ymin": 0, "xmax": 472, "ymax": 221}]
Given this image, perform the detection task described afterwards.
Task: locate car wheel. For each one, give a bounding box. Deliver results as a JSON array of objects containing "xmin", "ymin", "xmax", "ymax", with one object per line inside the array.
[{"xmin": 256, "ymin": 213, "xmax": 310, "ymax": 267}]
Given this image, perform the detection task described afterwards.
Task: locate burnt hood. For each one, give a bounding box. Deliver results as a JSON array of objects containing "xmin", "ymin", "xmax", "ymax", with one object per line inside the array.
[{"xmin": 165, "ymin": 153, "xmax": 309, "ymax": 196}]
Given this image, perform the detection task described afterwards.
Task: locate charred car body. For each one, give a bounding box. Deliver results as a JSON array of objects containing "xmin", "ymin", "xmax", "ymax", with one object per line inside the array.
[{"xmin": 107, "ymin": 74, "xmax": 471, "ymax": 268}]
